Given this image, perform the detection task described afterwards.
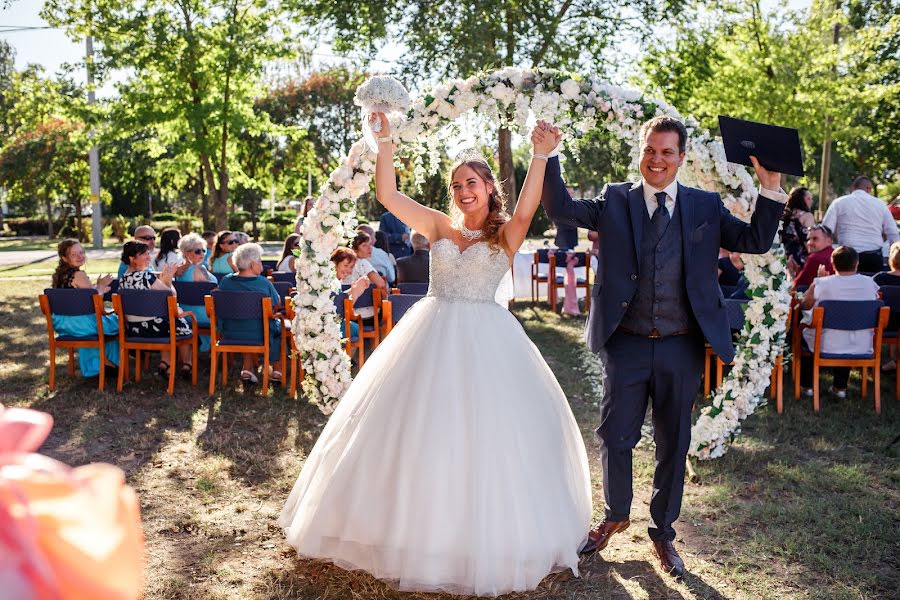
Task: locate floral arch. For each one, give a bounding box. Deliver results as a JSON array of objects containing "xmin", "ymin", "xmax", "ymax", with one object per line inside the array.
[{"xmin": 292, "ymin": 67, "xmax": 792, "ymax": 460}]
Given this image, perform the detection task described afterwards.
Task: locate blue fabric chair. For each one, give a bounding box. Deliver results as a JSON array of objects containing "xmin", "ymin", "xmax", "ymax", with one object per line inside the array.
[
  {"xmin": 205, "ymin": 290, "xmax": 284, "ymax": 395},
  {"xmin": 212, "ymin": 271, "xmax": 234, "ymax": 283},
  {"xmin": 530, "ymin": 249, "xmax": 551, "ymax": 303},
  {"xmin": 549, "ymin": 250, "xmax": 591, "ymax": 312},
  {"xmin": 334, "ymin": 291, "xmax": 361, "ymax": 364},
  {"xmin": 261, "ymin": 259, "xmax": 277, "ymax": 275},
  {"xmin": 112, "ymin": 289, "xmax": 198, "ymax": 395},
  {"xmin": 270, "ymin": 272, "xmax": 297, "ymax": 286},
  {"xmin": 396, "ymin": 282, "xmax": 429, "ymax": 296},
  {"xmin": 342, "ymin": 287, "xmax": 384, "ymax": 367},
  {"xmin": 381, "ymin": 294, "xmax": 423, "ymax": 337},
  {"xmin": 797, "ymin": 299, "xmax": 889, "ymax": 413},
  {"xmin": 39, "ymin": 288, "xmax": 117, "ymax": 391},
  {"xmin": 878, "ymin": 285, "xmax": 900, "ymax": 400},
  {"xmin": 173, "ymin": 280, "xmax": 217, "ymax": 351},
  {"xmin": 272, "ymin": 281, "xmax": 294, "ymax": 309}
]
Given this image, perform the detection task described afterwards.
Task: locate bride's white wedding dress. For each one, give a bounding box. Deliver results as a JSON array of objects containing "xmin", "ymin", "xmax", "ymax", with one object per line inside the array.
[{"xmin": 278, "ymin": 238, "xmax": 592, "ymax": 596}]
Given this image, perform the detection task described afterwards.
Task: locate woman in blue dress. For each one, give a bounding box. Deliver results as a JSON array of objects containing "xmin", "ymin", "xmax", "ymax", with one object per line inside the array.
[
  {"xmin": 217, "ymin": 243, "xmax": 283, "ymax": 384},
  {"xmin": 330, "ymin": 246, "xmax": 369, "ymax": 341},
  {"xmin": 49, "ymin": 239, "xmax": 119, "ymax": 378},
  {"xmin": 210, "ymin": 230, "xmax": 238, "ymax": 274},
  {"xmin": 175, "ymin": 232, "xmax": 217, "ymax": 352}
]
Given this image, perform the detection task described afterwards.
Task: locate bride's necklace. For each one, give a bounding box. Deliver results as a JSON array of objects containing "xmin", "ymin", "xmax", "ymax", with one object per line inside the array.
[{"xmin": 457, "ymin": 223, "xmax": 483, "ymax": 241}]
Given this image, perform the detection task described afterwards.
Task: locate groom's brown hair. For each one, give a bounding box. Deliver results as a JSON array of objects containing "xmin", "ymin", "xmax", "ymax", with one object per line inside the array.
[{"xmin": 640, "ymin": 116, "xmax": 688, "ymax": 154}]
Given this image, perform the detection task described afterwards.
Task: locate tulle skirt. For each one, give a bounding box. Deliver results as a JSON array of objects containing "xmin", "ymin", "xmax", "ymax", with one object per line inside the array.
[{"xmin": 279, "ymin": 296, "xmax": 592, "ymax": 596}]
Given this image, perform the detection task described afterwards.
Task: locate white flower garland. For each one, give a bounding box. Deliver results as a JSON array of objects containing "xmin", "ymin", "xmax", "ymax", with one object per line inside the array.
[{"xmin": 293, "ymin": 68, "xmax": 791, "ymax": 459}]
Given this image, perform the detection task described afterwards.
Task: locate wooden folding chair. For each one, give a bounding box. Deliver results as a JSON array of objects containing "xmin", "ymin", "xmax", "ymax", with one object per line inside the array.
[
  {"xmin": 381, "ymin": 294, "xmax": 424, "ymax": 337},
  {"xmin": 112, "ymin": 289, "xmax": 198, "ymax": 396},
  {"xmin": 39, "ymin": 288, "xmax": 114, "ymax": 392},
  {"xmin": 796, "ymin": 300, "xmax": 889, "ymax": 414},
  {"xmin": 548, "ymin": 250, "xmax": 591, "ymax": 313},
  {"xmin": 206, "ymin": 290, "xmax": 285, "ymax": 396}
]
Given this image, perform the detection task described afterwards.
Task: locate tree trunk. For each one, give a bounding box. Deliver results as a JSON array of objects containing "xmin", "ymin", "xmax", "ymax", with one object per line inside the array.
[
  {"xmin": 45, "ymin": 196, "xmax": 54, "ymax": 239},
  {"xmin": 498, "ymin": 128, "xmax": 516, "ymax": 213},
  {"xmin": 74, "ymin": 194, "xmax": 83, "ymax": 242},
  {"xmin": 199, "ymin": 164, "xmax": 209, "ymax": 230}
]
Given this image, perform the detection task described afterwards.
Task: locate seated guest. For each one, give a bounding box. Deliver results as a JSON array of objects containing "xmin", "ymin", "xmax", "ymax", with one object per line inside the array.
[
  {"xmin": 717, "ymin": 249, "xmax": 744, "ymax": 287},
  {"xmin": 176, "ymin": 233, "xmax": 217, "ymax": 352},
  {"xmin": 793, "ymin": 224, "xmax": 835, "ymax": 289},
  {"xmin": 233, "ymin": 231, "xmax": 251, "ymax": 245},
  {"xmin": 873, "ymin": 241, "xmax": 900, "ymax": 287},
  {"xmin": 217, "ymin": 243, "xmax": 283, "ymax": 384},
  {"xmin": 345, "ymin": 232, "xmax": 387, "ymax": 314},
  {"xmin": 781, "ymin": 186, "xmax": 816, "ymax": 276},
  {"xmin": 154, "ymin": 227, "xmax": 183, "ymax": 270},
  {"xmin": 117, "ymin": 225, "xmax": 157, "ymax": 278},
  {"xmin": 211, "ymin": 230, "xmax": 238, "ymax": 273},
  {"xmin": 374, "ymin": 230, "xmax": 397, "ymax": 270},
  {"xmin": 119, "ymin": 241, "xmax": 193, "ymax": 379},
  {"xmin": 396, "ymin": 232, "xmax": 430, "ymax": 283},
  {"xmin": 357, "ymin": 224, "xmax": 395, "ymax": 284},
  {"xmin": 50, "ymin": 239, "xmax": 119, "ymax": 378},
  {"xmin": 331, "ymin": 247, "xmax": 370, "ymax": 340},
  {"xmin": 293, "ymin": 196, "xmax": 317, "ymax": 234},
  {"xmin": 201, "ymin": 230, "xmax": 217, "ymax": 268},
  {"xmin": 799, "ymin": 245, "xmax": 879, "ymax": 397},
  {"xmin": 379, "ymin": 209, "xmax": 412, "ymax": 258},
  {"xmin": 874, "ymin": 241, "xmax": 900, "ymax": 371},
  {"xmin": 276, "ymin": 233, "xmax": 300, "ymax": 273}
]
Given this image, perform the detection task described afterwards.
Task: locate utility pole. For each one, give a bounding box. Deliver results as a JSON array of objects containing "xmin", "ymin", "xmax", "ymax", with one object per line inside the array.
[
  {"xmin": 86, "ymin": 35, "xmax": 103, "ymax": 248},
  {"xmin": 817, "ymin": 2, "xmax": 841, "ymax": 220}
]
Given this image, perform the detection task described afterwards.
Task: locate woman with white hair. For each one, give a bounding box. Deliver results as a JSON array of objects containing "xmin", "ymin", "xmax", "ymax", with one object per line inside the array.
[
  {"xmin": 175, "ymin": 233, "xmax": 217, "ymax": 284},
  {"xmin": 216, "ymin": 243, "xmax": 283, "ymax": 384},
  {"xmin": 175, "ymin": 233, "xmax": 217, "ymax": 352}
]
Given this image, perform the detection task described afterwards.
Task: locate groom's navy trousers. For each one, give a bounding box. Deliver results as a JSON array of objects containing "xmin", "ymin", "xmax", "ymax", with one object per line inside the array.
[{"xmin": 541, "ymin": 157, "xmax": 783, "ymax": 541}]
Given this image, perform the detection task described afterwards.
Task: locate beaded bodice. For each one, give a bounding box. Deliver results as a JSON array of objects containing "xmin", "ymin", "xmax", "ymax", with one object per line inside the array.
[{"xmin": 428, "ymin": 239, "xmax": 510, "ymax": 303}]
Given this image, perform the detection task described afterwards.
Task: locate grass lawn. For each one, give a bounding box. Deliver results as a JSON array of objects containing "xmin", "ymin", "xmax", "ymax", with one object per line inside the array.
[
  {"xmin": 0, "ymin": 237, "xmax": 124, "ymax": 252},
  {"xmin": 2, "ymin": 279, "xmax": 898, "ymax": 599}
]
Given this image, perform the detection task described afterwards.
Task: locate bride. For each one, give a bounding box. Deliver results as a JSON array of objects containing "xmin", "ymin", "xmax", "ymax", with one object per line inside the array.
[{"xmin": 278, "ymin": 116, "xmax": 592, "ymax": 597}]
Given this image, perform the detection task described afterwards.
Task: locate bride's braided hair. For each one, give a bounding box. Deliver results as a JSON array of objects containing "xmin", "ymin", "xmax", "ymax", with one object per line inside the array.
[{"xmin": 447, "ymin": 154, "xmax": 509, "ymax": 252}]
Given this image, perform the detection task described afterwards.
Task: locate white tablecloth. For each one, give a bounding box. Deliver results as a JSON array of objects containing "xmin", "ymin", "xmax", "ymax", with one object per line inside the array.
[{"xmin": 509, "ymin": 249, "xmax": 587, "ymax": 300}]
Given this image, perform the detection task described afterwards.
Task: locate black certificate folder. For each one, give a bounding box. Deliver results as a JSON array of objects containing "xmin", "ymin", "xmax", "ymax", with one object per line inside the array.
[{"xmin": 718, "ymin": 115, "xmax": 804, "ymax": 176}]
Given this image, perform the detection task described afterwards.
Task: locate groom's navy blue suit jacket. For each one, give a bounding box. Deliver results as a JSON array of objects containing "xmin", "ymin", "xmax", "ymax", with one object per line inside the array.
[{"xmin": 542, "ymin": 157, "xmax": 783, "ymax": 364}]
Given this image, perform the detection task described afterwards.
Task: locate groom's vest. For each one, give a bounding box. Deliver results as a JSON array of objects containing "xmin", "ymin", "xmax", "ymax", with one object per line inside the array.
[{"xmin": 618, "ymin": 198, "xmax": 696, "ymax": 336}]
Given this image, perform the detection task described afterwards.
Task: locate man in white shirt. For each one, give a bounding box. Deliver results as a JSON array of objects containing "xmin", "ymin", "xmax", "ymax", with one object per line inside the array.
[
  {"xmin": 822, "ymin": 176, "xmax": 899, "ymax": 272},
  {"xmin": 798, "ymin": 245, "xmax": 881, "ymax": 397}
]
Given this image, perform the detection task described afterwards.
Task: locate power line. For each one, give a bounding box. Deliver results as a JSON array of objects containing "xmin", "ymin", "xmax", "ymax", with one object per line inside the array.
[{"xmin": 0, "ymin": 25, "xmax": 55, "ymax": 34}]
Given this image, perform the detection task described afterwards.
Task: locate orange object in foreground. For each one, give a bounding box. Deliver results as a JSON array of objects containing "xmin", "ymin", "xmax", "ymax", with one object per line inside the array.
[{"xmin": 0, "ymin": 404, "xmax": 144, "ymax": 600}]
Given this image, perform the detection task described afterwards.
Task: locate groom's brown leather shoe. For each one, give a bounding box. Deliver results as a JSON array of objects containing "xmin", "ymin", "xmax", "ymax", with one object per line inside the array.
[
  {"xmin": 579, "ymin": 518, "xmax": 630, "ymax": 555},
  {"xmin": 650, "ymin": 540, "xmax": 685, "ymax": 579}
]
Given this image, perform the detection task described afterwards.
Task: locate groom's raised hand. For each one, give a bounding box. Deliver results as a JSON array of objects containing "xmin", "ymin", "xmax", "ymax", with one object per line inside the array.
[{"xmin": 750, "ymin": 156, "xmax": 782, "ymax": 191}]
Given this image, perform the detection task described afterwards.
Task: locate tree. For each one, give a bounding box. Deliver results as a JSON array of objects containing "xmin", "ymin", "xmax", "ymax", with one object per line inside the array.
[
  {"xmin": 639, "ymin": 0, "xmax": 900, "ymax": 197},
  {"xmin": 261, "ymin": 67, "xmax": 367, "ymax": 173},
  {"xmin": 0, "ymin": 118, "xmax": 90, "ymax": 239},
  {"xmin": 294, "ymin": 0, "xmax": 692, "ymax": 210},
  {"xmin": 43, "ymin": 0, "xmax": 299, "ymax": 230}
]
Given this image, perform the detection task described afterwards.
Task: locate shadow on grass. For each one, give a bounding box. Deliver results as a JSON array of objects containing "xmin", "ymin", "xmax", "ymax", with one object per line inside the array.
[
  {"xmin": 688, "ymin": 377, "xmax": 900, "ymax": 598},
  {"xmin": 250, "ymin": 555, "xmax": 729, "ymax": 600},
  {"xmin": 196, "ymin": 381, "xmax": 328, "ymax": 486}
]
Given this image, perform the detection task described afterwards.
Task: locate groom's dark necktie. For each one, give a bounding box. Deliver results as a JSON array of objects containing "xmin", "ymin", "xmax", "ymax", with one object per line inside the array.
[{"xmin": 651, "ymin": 191, "xmax": 670, "ymax": 237}]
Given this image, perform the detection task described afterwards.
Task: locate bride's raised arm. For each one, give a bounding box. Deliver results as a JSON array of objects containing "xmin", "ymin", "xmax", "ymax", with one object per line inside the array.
[
  {"xmin": 500, "ymin": 121, "xmax": 562, "ymax": 255},
  {"xmin": 372, "ymin": 113, "xmax": 450, "ymax": 241}
]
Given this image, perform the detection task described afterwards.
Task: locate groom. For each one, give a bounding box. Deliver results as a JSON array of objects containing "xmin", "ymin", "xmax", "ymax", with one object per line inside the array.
[{"xmin": 541, "ymin": 116, "xmax": 785, "ymax": 578}]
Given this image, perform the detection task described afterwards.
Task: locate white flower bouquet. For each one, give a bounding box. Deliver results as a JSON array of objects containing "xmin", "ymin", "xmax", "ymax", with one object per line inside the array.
[{"xmin": 355, "ymin": 75, "xmax": 411, "ymax": 151}]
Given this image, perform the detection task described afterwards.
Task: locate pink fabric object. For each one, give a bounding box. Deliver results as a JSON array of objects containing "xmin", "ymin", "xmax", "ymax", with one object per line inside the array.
[
  {"xmin": 562, "ymin": 251, "xmax": 581, "ymax": 316},
  {"xmin": 0, "ymin": 403, "xmax": 144, "ymax": 600}
]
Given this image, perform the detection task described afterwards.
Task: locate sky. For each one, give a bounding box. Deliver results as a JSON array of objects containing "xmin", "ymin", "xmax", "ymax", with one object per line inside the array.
[{"xmin": 2, "ymin": 0, "xmax": 812, "ymax": 98}]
